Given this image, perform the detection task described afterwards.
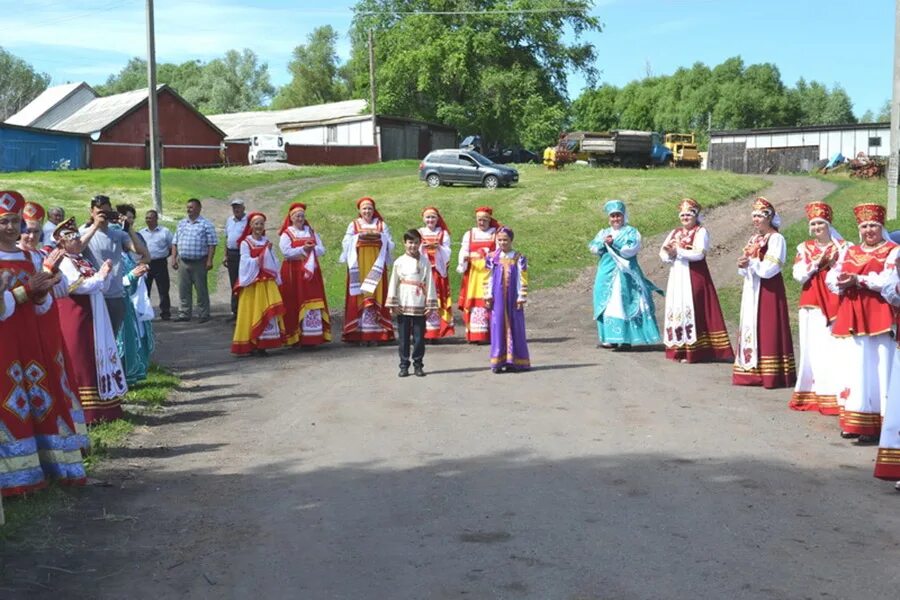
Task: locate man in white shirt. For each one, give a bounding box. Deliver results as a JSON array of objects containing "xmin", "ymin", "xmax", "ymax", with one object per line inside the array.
[
  {"xmin": 139, "ymin": 209, "xmax": 174, "ymax": 320},
  {"xmin": 42, "ymin": 206, "xmax": 65, "ymax": 248},
  {"xmin": 224, "ymin": 198, "xmax": 248, "ymax": 320}
]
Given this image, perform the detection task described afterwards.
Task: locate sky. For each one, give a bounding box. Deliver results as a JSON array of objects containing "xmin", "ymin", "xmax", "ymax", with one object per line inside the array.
[{"xmin": 0, "ymin": 0, "xmax": 894, "ymax": 116}]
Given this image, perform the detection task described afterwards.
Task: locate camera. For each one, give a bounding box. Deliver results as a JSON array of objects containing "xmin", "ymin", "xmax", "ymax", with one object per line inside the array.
[{"xmin": 101, "ymin": 210, "xmax": 120, "ymax": 223}]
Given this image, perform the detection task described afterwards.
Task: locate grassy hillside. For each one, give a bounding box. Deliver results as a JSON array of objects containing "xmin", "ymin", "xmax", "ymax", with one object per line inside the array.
[
  {"xmin": 283, "ymin": 163, "xmax": 767, "ymax": 307},
  {"xmin": 0, "ymin": 162, "xmax": 768, "ymax": 308}
]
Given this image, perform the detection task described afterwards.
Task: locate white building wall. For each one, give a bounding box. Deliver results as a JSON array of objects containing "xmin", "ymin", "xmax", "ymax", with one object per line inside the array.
[
  {"xmin": 282, "ymin": 118, "xmax": 375, "ymax": 146},
  {"xmin": 711, "ymin": 126, "xmax": 891, "ymax": 162}
]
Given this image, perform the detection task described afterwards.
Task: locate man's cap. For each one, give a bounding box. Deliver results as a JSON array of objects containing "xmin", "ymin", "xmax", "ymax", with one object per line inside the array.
[{"xmin": 230, "ymin": 198, "xmax": 245, "ymax": 206}]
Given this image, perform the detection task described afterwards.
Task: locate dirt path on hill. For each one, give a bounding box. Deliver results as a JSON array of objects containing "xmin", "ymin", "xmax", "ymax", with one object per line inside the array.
[{"xmin": 8, "ymin": 175, "xmax": 900, "ymax": 600}]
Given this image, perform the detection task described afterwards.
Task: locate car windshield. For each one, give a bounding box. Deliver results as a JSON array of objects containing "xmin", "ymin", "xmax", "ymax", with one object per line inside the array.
[{"xmin": 467, "ymin": 151, "xmax": 494, "ymax": 166}]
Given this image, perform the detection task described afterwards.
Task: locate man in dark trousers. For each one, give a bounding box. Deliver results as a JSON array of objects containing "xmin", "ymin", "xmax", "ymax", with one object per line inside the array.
[
  {"xmin": 139, "ymin": 209, "xmax": 174, "ymax": 320},
  {"xmin": 224, "ymin": 198, "xmax": 247, "ymax": 321}
]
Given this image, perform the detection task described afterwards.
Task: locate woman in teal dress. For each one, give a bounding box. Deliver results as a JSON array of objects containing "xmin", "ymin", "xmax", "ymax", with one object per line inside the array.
[
  {"xmin": 589, "ymin": 199, "xmax": 663, "ymax": 349},
  {"xmin": 118, "ymin": 251, "xmax": 154, "ymax": 385}
]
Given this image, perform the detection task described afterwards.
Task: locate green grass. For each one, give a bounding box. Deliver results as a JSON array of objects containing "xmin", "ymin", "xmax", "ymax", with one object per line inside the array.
[
  {"xmin": 717, "ymin": 173, "xmax": 900, "ymax": 331},
  {"xmin": 281, "ymin": 163, "xmax": 768, "ymax": 308},
  {"xmin": 0, "ymin": 163, "xmax": 405, "ymax": 219},
  {"xmin": 0, "ymin": 364, "xmax": 180, "ymax": 539}
]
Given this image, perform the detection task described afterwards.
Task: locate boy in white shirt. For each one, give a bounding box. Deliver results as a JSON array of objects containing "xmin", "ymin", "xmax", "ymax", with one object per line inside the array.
[{"xmin": 386, "ymin": 229, "xmax": 438, "ymax": 377}]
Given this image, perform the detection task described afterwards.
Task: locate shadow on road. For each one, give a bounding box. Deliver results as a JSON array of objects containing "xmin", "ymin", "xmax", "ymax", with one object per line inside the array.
[{"xmin": 1, "ymin": 450, "xmax": 896, "ymax": 599}]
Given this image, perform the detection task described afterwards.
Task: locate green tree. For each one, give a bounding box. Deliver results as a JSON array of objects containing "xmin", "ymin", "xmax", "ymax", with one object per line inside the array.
[
  {"xmin": 571, "ymin": 84, "xmax": 618, "ymax": 131},
  {"xmin": 821, "ymin": 84, "xmax": 855, "ymax": 124},
  {"xmin": 347, "ymin": 0, "xmax": 599, "ymax": 148},
  {"xmin": 0, "ymin": 47, "xmax": 50, "ymax": 121},
  {"xmin": 273, "ymin": 26, "xmax": 351, "ymax": 109},
  {"xmin": 96, "ymin": 57, "xmax": 205, "ymax": 100},
  {"xmin": 195, "ymin": 49, "xmax": 275, "ymax": 113},
  {"xmin": 878, "ymin": 99, "xmax": 891, "ymax": 122}
]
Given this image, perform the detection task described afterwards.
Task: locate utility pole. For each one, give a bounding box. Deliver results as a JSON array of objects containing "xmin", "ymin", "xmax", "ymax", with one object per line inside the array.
[
  {"xmin": 368, "ymin": 29, "xmax": 379, "ymax": 161},
  {"xmin": 146, "ymin": 0, "xmax": 162, "ymax": 214},
  {"xmin": 889, "ymin": 0, "xmax": 900, "ymax": 219}
]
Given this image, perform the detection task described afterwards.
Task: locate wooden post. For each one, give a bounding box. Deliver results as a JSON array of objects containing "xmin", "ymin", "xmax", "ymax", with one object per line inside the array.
[
  {"xmin": 368, "ymin": 29, "xmax": 380, "ymax": 161},
  {"xmin": 146, "ymin": 0, "xmax": 163, "ymax": 214},
  {"xmin": 889, "ymin": 0, "xmax": 900, "ymax": 218}
]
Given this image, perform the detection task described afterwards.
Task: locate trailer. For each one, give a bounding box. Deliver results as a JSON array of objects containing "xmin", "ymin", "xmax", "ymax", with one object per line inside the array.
[{"xmin": 558, "ymin": 130, "xmax": 671, "ymax": 168}]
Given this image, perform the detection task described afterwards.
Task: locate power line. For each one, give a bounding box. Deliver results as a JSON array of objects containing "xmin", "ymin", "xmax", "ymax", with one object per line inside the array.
[{"xmin": 358, "ymin": 8, "xmax": 590, "ymax": 16}]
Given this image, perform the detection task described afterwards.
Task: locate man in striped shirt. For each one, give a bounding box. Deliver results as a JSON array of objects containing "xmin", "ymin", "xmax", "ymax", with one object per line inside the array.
[{"xmin": 171, "ymin": 198, "xmax": 217, "ymax": 323}]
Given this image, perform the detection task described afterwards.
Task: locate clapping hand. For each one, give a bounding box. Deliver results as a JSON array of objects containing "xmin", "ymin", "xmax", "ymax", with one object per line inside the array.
[
  {"xmin": 0, "ymin": 271, "xmax": 12, "ymax": 295},
  {"xmin": 604, "ymin": 235, "xmax": 614, "ymax": 246},
  {"xmin": 131, "ymin": 263, "xmax": 150, "ymax": 278},
  {"xmin": 836, "ymin": 272, "xmax": 857, "ymax": 290},
  {"xmin": 43, "ymin": 247, "xmax": 66, "ymax": 273},
  {"xmin": 99, "ymin": 259, "xmax": 113, "ymax": 279},
  {"xmin": 28, "ymin": 271, "xmax": 58, "ymax": 296}
]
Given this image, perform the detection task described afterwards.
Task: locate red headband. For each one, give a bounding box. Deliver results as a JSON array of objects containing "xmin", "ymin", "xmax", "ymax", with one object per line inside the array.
[
  {"xmin": 356, "ymin": 197, "xmax": 383, "ymax": 221},
  {"xmin": 280, "ymin": 202, "xmax": 312, "ymax": 235},
  {"xmin": 236, "ymin": 211, "xmax": 267, "ymax": 248},
  {"xmin": 422, "ymin": 206, "xmax": 451, "ymax": 236}
]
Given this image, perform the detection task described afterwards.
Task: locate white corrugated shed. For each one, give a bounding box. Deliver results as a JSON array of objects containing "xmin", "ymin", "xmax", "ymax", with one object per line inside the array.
[
  {"xmin": 710, "ymin": 123, "xmax": 891, "ymax": 161},
  {"xmin": 51, "ymin": 86, "xmax": 162, "ymax": 134},
  {"xmin": 209, "ymin": 99, "xmax": 368, "ymax": 141},
  {"xmin": 5, "ymin": 82, "xmax": 96, "ymax": 128},
  {"xmin": 282, "ymin": 116, "xmax": 374, "ymax": 146}
]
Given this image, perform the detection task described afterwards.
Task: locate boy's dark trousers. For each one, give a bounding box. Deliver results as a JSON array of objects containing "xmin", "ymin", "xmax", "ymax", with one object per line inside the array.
[{"xmin": 397, "ymin": 314, "xmax": 426, "ymax": 368}]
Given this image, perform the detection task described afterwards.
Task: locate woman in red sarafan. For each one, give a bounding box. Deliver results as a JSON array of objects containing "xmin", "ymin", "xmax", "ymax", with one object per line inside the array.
[
  {"xmin": 789, "ymin": 201, "xmax": 847, "ymax": 415},
  {"xmin": 659, "ymin": 198, "xmax": 734, "ymax": 363},
  {"xmin": 0, "ymin": 191, "xmax": 87, "ymax": 496},
  {"xmin": 732, "ymin": 197, "xmax": 796, "ymax": 389},
  {"xmin": 826, "ymin": 203, "xmax": 898, "ymax": 443},
  {"xmin": 54, "ymin": 217, "xmax": 127, "ymax": 424},
  {"xmin": 278, "ymin": 203, "xmax": 331, "ymax": 347}
]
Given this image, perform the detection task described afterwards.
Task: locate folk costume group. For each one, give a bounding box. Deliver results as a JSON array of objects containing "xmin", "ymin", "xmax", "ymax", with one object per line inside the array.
[
  {"xmin": 8, "ymin": 187, "xmax": 900, "ymax": 499},
  {"xmin": 0, "ymin": 191, "xmax": 159, "ymax": 497},
  {"xmin": 229, "ymin": 198, "xmax": 531, "ymax": 376}
]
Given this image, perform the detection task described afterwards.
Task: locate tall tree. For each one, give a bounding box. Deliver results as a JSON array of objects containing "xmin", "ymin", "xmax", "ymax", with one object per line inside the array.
[
  {"xmin": 195, "ymin": 49, "xmax": 274, "ymax": 113},
  {"xmin": 347, "ymin": 0, "xmax": 600, "ymax": 148},
  {"xmin": 0, "ymin": 47, "xmax": 50, "ymax": 121},
  {"xmin": 821, "ymin": 84, "xmax": 855, "ymax": 125},
  {"xmin": 95, "ymin": 57, "xmax": 205, "ymax": 100},
  {"xmin": 878, "ymin": 99, "xmax": 891, "ymax": 122},
  {"xmin": 571, "ymin": 84, "xmax": 619, "ymax": 131},
  {"xmin": 273, "ymin": 26, "xmax": 351, "ymax": 109}
]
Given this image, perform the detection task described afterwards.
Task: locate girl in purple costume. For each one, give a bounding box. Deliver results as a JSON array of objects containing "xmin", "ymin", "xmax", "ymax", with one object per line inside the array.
[{"xmin": 484, "ymin": 227, "xmax": 530, "ymax": 373}]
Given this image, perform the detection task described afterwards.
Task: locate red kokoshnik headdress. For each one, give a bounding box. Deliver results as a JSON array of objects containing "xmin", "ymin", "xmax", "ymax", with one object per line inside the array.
[
  {"xmin": 279, "ymin": 202, "xmax": 312, "ymax": 236},
  {"xmin": 853, "ymin": 203, "xmax": 886, "ymax": 226},
  {"xmin": 23, "ymin": 201, "xmax": 45, "ymax": 224},
  {"xmin": 805, "ymin": 201, "xmax": 833, "ymax": 223},
  {"xmin": 0, "ymin": 191, "xmax": 25, "ymax": 218},
  {"xmin": 422, "ymin": 206, "xmax": 451, "ymax": 236}
]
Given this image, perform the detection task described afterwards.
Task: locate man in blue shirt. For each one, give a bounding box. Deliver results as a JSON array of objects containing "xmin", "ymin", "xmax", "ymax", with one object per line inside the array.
[
  {"xmin": 79, "ymin": 195, "xmax": 150, "ymax": 336},
  {"xmin": 224, "ymin": 198, "xmax": 248, "ymax": 321},
  {"xmin": 171, "ymin": 198, "xmax": 218, "ymax": 323}
]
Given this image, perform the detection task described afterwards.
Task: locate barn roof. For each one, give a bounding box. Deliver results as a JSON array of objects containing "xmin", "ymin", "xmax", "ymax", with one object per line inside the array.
[
  {"xmin": 47, "ymin": 85, "xmax": 225, "ymax": 138},
  {"xmin": 208, "ymin": 99, "xmax": 368, "ymax": 140},
  {"xmin": 51, "ymin": 85, "xmax": 163, "ymax": 134},
  {"xmin": 4, "ymin": 82, "xmax": 96, "ymax": 127}
]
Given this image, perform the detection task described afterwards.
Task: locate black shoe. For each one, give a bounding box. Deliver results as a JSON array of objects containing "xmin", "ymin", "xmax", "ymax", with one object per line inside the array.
[
  {"xmin": 414, "ymin": 366, "xmax": 425, "ymax": 377},
  {"xmin": 857, "ymin": 434, "xmax": 879, "ymax": 445},
  {"xmin": 840, "ymin": 431, "xmax": 860, "ymax": 439},
  {"xmin": 398, "ymin": 367, "xmax": 410, "ymax": 378},
  {"xmin": 198, "ymin": 317, "xmax": 210, "ymax": 324},
  {"xmin": 160, "ymin": 314, "xmax": 171, "ymax": 321}
]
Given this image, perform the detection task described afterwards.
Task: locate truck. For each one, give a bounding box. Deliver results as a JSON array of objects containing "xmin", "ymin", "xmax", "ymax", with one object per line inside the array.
[
  {"xmin": 554, "ymin": 130, "xmax": 672, "ymax": 168},
  {"xmin": 248, "ymin": 134, "xmax": 287, "ymax": 164},
  {"xmin": 663, "ymin": 132, "xmax": 701, "ymax": 167}
]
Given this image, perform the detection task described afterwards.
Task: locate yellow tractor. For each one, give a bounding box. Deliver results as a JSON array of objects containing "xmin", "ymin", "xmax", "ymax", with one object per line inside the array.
[{"xmin": 664, "ymin": 133, "xmax": 701, "ymax": 167}]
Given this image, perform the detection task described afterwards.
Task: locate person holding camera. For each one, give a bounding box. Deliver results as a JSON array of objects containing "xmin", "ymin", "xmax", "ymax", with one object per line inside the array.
[{"xmin": 79, "ymin": 195, "xmax": 150, "ymax": 336}]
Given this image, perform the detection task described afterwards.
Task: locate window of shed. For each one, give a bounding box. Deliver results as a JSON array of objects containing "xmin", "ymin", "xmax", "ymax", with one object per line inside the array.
[
  {"xmin": 869, "ymin": 136, "xmax": 882, "ymax": 147},
  {"xmin": 327, "ymin": 126, "xmax": 337, "ymax": 143}
]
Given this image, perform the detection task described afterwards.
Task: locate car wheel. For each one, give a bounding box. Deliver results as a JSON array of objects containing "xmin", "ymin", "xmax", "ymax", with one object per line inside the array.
[
  {"xmin": 426, "ymin": 174, "xmax": 441, "ymax": 188},
  {"xmin": 483, "ymin": 175, "xmax": 499, "ymax": 189}
]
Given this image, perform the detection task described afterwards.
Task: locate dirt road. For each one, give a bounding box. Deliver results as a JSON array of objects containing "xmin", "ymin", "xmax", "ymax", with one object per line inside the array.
[{"xmin": 5, "ymin": 175, "xmax": 900, "ymax": 600}]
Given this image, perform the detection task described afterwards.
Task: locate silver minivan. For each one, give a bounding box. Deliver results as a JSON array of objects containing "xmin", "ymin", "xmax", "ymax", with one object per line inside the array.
[{"xmin": 418, "ymin": 149, "xmax": 519, "ymax": 189}]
